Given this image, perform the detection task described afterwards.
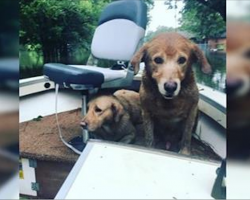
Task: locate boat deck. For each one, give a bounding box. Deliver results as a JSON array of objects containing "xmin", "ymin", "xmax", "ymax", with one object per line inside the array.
[
  {"xmin": 19, "ymin": 84, "xmax": 226, "ymax": 199},
  {"xmin": 20, "ymin": 87, "xmax": 226, "ymax": 157}
]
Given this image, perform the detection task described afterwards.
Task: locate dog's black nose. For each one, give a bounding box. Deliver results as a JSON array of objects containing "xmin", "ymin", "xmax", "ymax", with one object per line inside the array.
[
  {"xmin": 226, "ymin": 78, "xmax": 242, "ymax": 96},
  {"xmin": 164, "ymin": 81, "xmax": 177, "ymax": 94},
  {"xmin": 80, "ymin": 121, "xmax": 88, "ymax": 129}
]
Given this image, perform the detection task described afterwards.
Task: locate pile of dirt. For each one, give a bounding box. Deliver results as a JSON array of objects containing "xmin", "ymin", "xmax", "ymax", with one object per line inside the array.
[
  {"xmin": 20, "ymin": 109, "xmax": 221, "ymax": 163},
  {"xmin": 20, "ymin": 109, "xmax": 82, "ymax": 163}
]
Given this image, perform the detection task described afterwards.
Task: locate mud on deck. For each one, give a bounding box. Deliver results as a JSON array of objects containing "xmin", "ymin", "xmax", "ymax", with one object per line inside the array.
[{"xmin": 20, "ymin": 108, "xmax": 221, "ymax": 163}]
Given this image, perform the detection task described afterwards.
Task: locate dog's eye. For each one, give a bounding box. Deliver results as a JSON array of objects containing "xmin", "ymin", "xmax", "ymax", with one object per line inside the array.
[
  {"xmin": 154, "ymin": 57, "xmax": 164, "ymax": 64},
  {"xmin": 243, "ymin": 49, "xmax": 250, "ymax": 59},
  {"xmin": 95, "ymin": 107, "xmax": 102, "ymax": 113},
  {"xmin": 177, "ymin": 56, "xmax": 187, "ymax": 64}
]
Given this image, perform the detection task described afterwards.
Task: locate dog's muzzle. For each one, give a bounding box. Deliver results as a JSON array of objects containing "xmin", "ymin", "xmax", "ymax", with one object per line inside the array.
[
  {"xmin": 163, "ymin": 81, "xmax": 178, "ymax": 99},
  {"xmin": 80, "ymin": 121, "xmax": 88, "ymax": 130}
]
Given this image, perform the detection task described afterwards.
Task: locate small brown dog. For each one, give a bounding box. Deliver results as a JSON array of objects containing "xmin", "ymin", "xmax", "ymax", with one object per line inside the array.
[
  {"xmin": 80, "ymin": 90, "xmax": 141, "ymax": 144},
  {"xmin": 131, "ymin": 32, "xmax": 211, "ymax": 154}
]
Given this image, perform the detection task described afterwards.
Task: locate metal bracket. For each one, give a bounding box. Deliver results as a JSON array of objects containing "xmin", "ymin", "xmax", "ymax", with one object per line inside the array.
[
  {"xmin": 29, "ymin": 159, "xmax": 37, "ymax": 168},
  {"xmin": 31, "ymin": 182, "xmax": 40, "ymax": 192}
]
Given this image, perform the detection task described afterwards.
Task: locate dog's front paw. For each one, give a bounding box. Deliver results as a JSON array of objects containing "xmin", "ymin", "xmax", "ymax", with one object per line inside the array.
[{"xmin": 179, "ymin": 146, "xmax": 191, "ymax": 156}]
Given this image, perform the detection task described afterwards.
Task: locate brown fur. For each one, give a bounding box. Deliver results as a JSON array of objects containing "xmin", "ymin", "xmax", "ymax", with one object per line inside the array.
[
  {"xmin": 80, "ymin": 90, "xmax": 142, "ymax": 144},
  {"xmin": 227, "ymin": 23, "xmax": 250, "ymax": 93},
  {"xmin": 227, "ymin": 23, "xmax": 250, "ymax": 128},
  {"xmin": 131, "ymin": 32, "xmax": 211, "ymax": 155}
]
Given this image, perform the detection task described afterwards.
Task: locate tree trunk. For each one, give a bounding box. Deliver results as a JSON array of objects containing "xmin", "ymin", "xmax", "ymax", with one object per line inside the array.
[
  {"xmin": 60, "ymin": 43, "xmax": 68, "ymax": 64},
  {"xmin": 42, "ymin": 46, "xmax": 49, "ymax": 64}
]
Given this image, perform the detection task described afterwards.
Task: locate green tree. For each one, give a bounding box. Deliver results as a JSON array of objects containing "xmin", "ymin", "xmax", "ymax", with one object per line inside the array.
[
  {"xmin": 20, "ymin": 0, "xmax": 154, "ymax": 75},
  {"xmin": 194, "ymin": 0, "xmax": 226, "ymax": 21},
  {"xmin": 20, "ymin": 0, "xmax": 110, "ymax": 64},
  {"xmin": 145, "ymin": 0, "xmax": 154, "ymax": 24},
  {"xmin": 165, "ymin": 0, "xmax": 225, "ymax": 21},
  {"xmin": 165, "ymin": 0, "xmax": 225, "ymax": 41},
  {"xmin": 180, "ymin": 5, "xmax": 225, "ymax": 41}
]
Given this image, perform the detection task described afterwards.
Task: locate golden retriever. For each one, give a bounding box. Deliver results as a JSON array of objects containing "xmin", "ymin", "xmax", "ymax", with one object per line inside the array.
[
  {"xmin": 80, "ymin": 90, "xmax": 141, "ymax": 144},
  {"xmin": 131, "ymin": 32, "xmax": 211, "ymax": 154}
]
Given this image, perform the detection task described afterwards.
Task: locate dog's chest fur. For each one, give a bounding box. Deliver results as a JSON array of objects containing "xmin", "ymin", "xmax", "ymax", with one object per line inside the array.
[
  {"xmin": 92, "ymin": 125, "xmax": 115, "ymax": 141},
  {"xmin": 142, "ymin": 88, "xmax": 196, "ymax": 119},
  {"xmin": 155, "ymin": 98, "xmax": 189, "ymax": 118},
  {"xmin": 102, "ymin": 125, "xmax": 113, "ymax": 134}
]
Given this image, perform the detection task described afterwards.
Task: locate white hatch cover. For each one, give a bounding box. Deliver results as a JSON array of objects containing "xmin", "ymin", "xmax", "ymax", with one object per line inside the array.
[{"xmin": 56, "ymin": 140, "xmax": 219, "ymax": 199}]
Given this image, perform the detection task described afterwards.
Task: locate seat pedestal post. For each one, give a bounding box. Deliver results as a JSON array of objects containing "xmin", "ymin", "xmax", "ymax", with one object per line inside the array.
[{"xmin": 82, "ymin": 95, "xmax": 89, "ymax": 143}]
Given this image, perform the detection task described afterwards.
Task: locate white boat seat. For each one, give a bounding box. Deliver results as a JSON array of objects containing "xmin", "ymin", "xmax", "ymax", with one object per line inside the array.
[
  {"xmin": 69, "ymin": 65, "xmax": 127, "ymax": 82},
  {"xmin": 44, "ymin": 0, "xmax": 147, "ymax": 90}
]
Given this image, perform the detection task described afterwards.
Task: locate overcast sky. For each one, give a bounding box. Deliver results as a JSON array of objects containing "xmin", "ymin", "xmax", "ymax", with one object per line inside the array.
[
  {"xmin": 147, "ymin": 0, "xmax": 184, "ymax": 32},
  {"xmin": 148, "ymin": 0, "xmax": 250, "ymax": 32},
  {"xmin": 227, "ymin": 0, "xmax": 250, "ymax": 18}
]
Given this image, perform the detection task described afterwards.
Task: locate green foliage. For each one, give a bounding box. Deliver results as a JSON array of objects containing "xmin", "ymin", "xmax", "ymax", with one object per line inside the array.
[
  {"xmin": 20, "ymin": 0, "xmax": 111, "ymax": 64},
  {"xmin": 33, "ymin": 115, "xmax": 43, "ymax": 122},
  {"xmin": 164, "ymin": 0, "xmax": 225, "ymax": 41},
  {"xmin": 165, "ymin": 0, "xmax": 225, "ymax": 21},
  {"xmin": 20, "ymin": 0, "xmax": 108, "ymax": 45},
  {"xmin": 144, "ymin": 0, "xmax": 155, "ymax": 24},
  {"xmin": 145, "ymin": 26, "xmax": 175, "ymax": 42},
  {"xmin": 20, "ymin": 45, "xmax": 43, "ymax": 70},
  {"xmin": 179, "ymin": 0, "xmax": 225, "ymax": 40},
  {"xmin": 20, "ymin": 0, "xmax": 154, "ymax": 78}
]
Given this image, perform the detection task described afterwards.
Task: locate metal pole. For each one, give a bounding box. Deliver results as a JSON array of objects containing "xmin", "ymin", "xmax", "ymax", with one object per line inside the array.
[{"xmin": 82, "ymin": 95, "xmax": 89, "ymax": 143}]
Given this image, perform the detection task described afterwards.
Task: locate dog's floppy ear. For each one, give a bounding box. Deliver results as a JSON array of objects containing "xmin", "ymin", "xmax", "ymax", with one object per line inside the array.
[
  {"xmin": 131, "ymin": 44, "xmax": 147, "ymax": 75},
  {"xmin": 111, "ymin": 101, "xmax": 124, "ymax": 122},
  {"xmin": 191, "ymin": 43, "xmax": 212, "ymax": 74}
]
